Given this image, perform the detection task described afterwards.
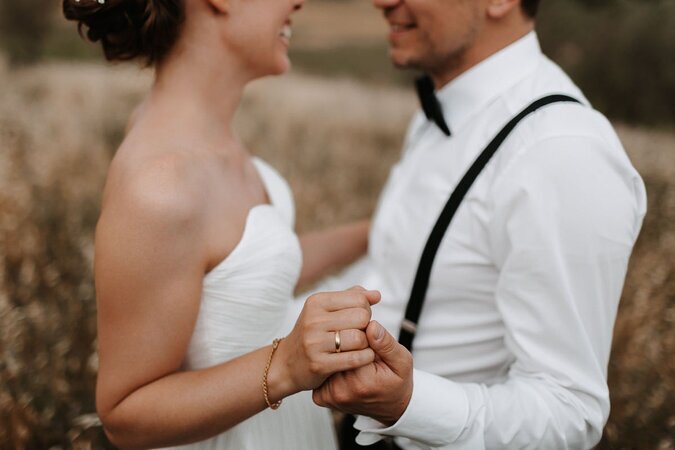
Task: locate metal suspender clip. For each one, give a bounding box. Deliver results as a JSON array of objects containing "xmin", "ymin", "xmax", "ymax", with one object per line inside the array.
[{"xmin": 400, "ymin": 318, "xmax": 418, "ymax": 335}]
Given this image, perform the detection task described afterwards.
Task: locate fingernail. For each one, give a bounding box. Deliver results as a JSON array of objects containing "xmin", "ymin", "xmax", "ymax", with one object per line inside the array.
[{"xmin": 374, "ymin": 322, "xmax": 384, "ymax": 340}]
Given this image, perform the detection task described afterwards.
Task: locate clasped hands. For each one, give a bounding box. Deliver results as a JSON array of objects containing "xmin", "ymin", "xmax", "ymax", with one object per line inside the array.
[{"xmin": 273, "ymin": 286, "xmax": 413, "ymax": 426}]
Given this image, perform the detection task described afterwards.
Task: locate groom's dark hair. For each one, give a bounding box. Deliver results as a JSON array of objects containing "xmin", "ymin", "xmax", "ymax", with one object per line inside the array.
[{"xmin": 521, "ymin": 0, "xmax": 541, "ymax": 18}]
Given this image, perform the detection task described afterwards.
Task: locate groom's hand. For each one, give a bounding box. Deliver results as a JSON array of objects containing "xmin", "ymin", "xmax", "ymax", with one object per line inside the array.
[{"xmin": 312, "ymin": 321, "xmax": 413, "ymax": 425}]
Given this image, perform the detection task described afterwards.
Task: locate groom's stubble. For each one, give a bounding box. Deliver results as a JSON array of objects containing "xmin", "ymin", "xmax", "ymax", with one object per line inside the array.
[{"xmin": 384, "ymin": 0, "xmax": 483, "ymax": 80}]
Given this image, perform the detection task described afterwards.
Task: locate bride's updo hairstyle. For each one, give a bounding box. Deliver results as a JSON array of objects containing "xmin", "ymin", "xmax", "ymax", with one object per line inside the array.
[{"xmin": 62, "ymin": 0, "xmax": 184, "ymax": 65}]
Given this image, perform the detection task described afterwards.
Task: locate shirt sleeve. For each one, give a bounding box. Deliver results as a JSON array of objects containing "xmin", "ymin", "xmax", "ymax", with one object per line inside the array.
[{"xmin": 355, "ymin": 133, "xmax": 647, "ymax": 449}]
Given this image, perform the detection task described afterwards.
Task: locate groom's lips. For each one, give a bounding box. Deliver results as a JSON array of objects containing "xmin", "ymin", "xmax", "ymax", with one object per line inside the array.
[{"xmin": 388, "ymin": 22, "xmax": 417, "ymax": 40}]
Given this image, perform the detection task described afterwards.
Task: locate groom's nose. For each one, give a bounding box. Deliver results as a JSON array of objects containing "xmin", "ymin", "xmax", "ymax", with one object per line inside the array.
[{"xmin": 372, "ymin": 0, "xmax": 402, "ymax": 11}]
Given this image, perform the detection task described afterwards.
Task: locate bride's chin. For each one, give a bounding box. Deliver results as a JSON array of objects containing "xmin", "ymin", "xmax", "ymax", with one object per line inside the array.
[
  {"xmin": 247, "ymin": 50, "xmax": 291, "ymax": 79},
  {"xmin": 269, "ymin": 55, "xmax": 292, "ymax": 76}
]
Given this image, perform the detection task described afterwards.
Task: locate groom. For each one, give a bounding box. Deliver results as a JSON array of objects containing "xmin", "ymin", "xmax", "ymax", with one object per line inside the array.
[{"xmin": 311, "ymin": 0, "xmax": 646, "ymax": 448}]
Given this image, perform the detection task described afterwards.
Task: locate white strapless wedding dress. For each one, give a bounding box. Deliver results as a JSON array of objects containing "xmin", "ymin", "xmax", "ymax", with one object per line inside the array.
[{"xmin": 165, "ymin": 158, "xmax": 337, "ymax": 450}]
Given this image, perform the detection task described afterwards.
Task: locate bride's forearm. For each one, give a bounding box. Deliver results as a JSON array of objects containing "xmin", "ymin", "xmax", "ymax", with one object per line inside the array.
[
  {"xmin": 100, "ymin": 344, "xmax": 295, "ymax": 450},
  {"xmin": 298, "ymin": 219, "xmax": 370, "ymax": 289}
]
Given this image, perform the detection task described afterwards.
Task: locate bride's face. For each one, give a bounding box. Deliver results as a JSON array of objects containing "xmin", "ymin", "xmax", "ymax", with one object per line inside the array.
[{"xmin": 224, "ymin": 0, "xmax": 305, "ymax": 77}]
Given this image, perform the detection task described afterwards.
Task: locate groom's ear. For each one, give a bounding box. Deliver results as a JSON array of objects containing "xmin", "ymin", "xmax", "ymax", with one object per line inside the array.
[
  {"xmin": 208, "ymin": 0, "xmax": 229, "ymax": 15},
  {"xmin": 486, "ymin": 0, "xmax": 520, "ymax": 19}
]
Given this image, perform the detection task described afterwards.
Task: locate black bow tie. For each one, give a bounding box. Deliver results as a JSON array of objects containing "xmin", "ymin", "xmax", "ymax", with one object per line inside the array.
[{"xmin": 415, "ymin": 76, "xmax": 451, "ymax": 137}]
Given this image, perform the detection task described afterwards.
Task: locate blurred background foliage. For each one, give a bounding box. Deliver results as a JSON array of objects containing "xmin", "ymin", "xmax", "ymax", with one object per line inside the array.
[{"xmin": 0, "ymin": 0, "xmax": 673, "ymax": 449}]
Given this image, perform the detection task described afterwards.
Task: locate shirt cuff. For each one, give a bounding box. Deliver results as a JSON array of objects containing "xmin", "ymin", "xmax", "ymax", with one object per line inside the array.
[{"xmin": 354, "ymin": 369, "xmax": 470, "ymax": 447}]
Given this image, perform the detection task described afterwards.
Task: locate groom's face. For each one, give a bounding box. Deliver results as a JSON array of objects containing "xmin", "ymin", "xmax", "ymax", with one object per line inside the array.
[{"xmin": 372, "ymin": 0, "xmax": 485, "ymax": 74}]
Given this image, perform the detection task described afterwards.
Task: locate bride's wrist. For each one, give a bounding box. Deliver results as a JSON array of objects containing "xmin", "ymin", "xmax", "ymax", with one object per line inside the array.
[{"xmin": 265, "ymin": 339, "xmax": 297, "ymax": 404}]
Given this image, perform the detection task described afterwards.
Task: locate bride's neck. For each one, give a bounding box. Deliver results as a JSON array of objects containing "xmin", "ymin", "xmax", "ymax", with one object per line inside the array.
[{"xmin": 141, "ymin": 40, "xmax": 251, "ymax": 146}]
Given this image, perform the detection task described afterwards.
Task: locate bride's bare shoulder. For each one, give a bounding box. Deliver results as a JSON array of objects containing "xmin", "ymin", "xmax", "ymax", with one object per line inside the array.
[{"xmin": 98, "ymin": 144, "xmax": 210, "ymax": 243}]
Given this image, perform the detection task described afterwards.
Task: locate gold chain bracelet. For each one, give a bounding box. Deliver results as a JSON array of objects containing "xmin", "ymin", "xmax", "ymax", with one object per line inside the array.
[{"xmin": 262, "ymin": 338, "xmax": 283, "ymax": 410}]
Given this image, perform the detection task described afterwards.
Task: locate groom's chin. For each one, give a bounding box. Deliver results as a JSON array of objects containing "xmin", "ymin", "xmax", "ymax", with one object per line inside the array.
[{"xmin": 388, "ymin": 49, "xmax": 420, "ymax": 71}]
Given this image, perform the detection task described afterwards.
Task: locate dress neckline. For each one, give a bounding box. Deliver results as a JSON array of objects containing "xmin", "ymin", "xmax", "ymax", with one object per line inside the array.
[
  {"xmin": 203, "ymin": 157, "xmax": 279, "ymax": 280},
  {"xmin": 203, "ymin": 204, "xmax": 275, "ymax": 281}
]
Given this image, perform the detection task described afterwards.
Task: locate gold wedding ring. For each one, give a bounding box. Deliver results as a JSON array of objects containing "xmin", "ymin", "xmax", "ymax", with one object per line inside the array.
[{"xmin": 335, "ymin": 330, "xmax": 342, "ymax": 353}]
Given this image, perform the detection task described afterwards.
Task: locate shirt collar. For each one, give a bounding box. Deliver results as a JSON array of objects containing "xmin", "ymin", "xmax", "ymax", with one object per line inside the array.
[{"xmin": 436, "ymin": 31, "xmax": 542, "ymax": 133}]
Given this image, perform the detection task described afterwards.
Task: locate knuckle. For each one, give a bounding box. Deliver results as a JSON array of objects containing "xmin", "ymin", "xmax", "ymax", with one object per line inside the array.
[
  {"xmin": 308, "ymin": 361, "xmax": 323, "ymax": 375},
  {"xmin": 331, "ymin": 385, "xmax": 352, "ymax": 405},
  {"xmin": 347, "ymin": 349, "xmax": 373, "ymax": 368},
  {"xmin": 307, "ymin": 293, "xmax": 327, "ymax": 309},
  {"xmin": 353, "ymin": 382, "xmax": 372, "ymax": 399},
  {"xmin": 354, "ymin": 330, "xmax": 368, "ymax": 349},
  {"xmin": 334, "ymin": 390, "xmax": 351, "ymax": 405},
  {"xmin": 356, "ymin": 309, "xmax": 371, "ymax": 328},
  {"xmin": 312, "ymin": 389, "xmax": 325, "ymax": 406},
  {"xmin": 347, "ymin": 351, "xmax": 361, "ymax": 368}
]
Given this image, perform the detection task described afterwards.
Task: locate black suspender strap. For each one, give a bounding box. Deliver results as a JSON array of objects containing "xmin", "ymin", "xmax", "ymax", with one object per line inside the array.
[{"xmin": 397, "ymin": 94, "xmax": 582, "ymax": 352}]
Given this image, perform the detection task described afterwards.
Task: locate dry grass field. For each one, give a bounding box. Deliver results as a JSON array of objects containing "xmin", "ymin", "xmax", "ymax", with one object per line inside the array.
[{"xmin": 0, "ymin": 55, "xmax": 673, "ymax": 449}]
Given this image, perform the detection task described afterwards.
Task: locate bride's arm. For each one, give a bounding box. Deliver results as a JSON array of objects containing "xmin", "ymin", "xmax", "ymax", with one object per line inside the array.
[
  {"xmin": 297, "ymin": 219, "xmax": 370, "ymax": 290},
  {"xmin": 95, "ymin": 162, "xmax": 377, "ymax": 450}
]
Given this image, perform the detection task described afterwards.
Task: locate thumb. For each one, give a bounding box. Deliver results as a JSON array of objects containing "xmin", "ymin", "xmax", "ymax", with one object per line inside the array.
[{"xmin": 366, "ymin": 321, "xmax": 411, "ymax": 377}]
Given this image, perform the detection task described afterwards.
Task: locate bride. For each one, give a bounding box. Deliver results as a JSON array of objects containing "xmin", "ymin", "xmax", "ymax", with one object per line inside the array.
[{"xmin": 63, "ymin": 0, "xmax": 376, "ymax": 448}]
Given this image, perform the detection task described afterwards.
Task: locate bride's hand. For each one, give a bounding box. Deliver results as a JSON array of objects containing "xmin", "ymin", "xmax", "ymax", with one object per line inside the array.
[{"xmin": 270, "ymin": 286, "xmax": 381, "ymax": 396}]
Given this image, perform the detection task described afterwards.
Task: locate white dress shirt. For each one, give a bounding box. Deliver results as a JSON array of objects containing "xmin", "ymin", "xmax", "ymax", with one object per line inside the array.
[{"xmin": 317, "ymin": 33, "xmax": 647, "ymax": 449}]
